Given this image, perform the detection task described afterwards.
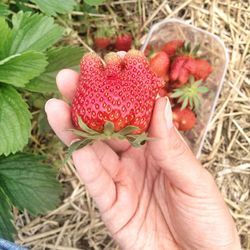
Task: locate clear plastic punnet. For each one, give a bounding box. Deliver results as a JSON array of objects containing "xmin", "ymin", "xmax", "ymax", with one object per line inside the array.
[{"xmin": 141, "ymin": 18, "xmax": 229, "ymax": 158}]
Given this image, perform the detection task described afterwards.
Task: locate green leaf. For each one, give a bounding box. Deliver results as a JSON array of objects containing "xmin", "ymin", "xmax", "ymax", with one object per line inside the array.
[
  {"xmin": 31, "ymin": 0, "xmax": 76, "ymax": 16},
  {"xmin": 0, "ymin": 51, "xmax": 48, "ymax": 87},
  {"xmin": 0, "ymin": 3, "xmax": 10, "ymax": 16},
  {"xmin": 118, "ymin": 125, "xmax": 140, "ymax": 136},
  {"xmin": 9, "ymin": 11, "xmax": 64, "ymax": 55},
  {"xmin": 0, "ymin": 85, "xmax": 31, "ymax": 156},
  {"xmin": 78, "ymin": 116, "xmax": 99, "ymax": 135},
  {"xmin": 171, "ymin": 90, "xmax": 183, "ymax": 98},
  {"xmin": 181, "ymin": 96, "xmax": 188, "ymax": 110},
  {"xmin": 84, "ymin": 0, "xmax": 104, "ymax": 6},
  {"xmin": 25, "ymin": 47, "xmax": 83, "ymax": 93},
  {"xmin": 0, "ymin": 188, "xmax": 15, "ymax": 241},
  {"xmin": 197, "ymin": 86, "xmax": 209, "ymax": 93},
  {"xmin": 0, "ymin": 153, "xmax": 62, "ymax": 215},
  {"xmin": 0, "ymin": 17, "xmax": 12, "ymax": 59}
]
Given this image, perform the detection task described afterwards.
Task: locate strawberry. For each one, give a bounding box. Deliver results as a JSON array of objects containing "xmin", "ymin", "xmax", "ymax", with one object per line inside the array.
[
  {"xmin": 94, "ymin": 37, "xmax": 111, "ymax": 49},
  {"xmin": 172, "ymin": 106, "xmax": 196, "ymax": 131},
  {"xmin": 161, "ymin": 40, "xmax": 184, "ymax": 57},
  {"xmin": 71, "ymin": 50, "xmax": 163, "ymax": 148},
  {"xmin": 149, "ymin": 51, "xmax": 170, "ymax": 80},
  {"xmin": 192, "ymin": 59, "xmax": 212, "ymax": 81},
  {"xmin": 169, "ymin": 43, "xmax": 213, "ymax": 86},
  {"xmin": 115, "ymin": 33, "xmax": 133, "ymax": 51},
  {"xmin": 94, "ymin": 29, "xmax": 113, "ymax": 49}
]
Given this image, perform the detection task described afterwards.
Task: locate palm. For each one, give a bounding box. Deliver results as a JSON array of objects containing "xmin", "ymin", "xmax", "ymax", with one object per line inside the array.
[{"xmin": 100, "ymin": 145, "xmax": 178, "ymax": 250}]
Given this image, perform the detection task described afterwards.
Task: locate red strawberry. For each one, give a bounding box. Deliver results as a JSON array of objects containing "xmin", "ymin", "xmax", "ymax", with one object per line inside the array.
[
  {"xmin": 161, "ymin": 40, "xmax": 184, "ymax": 57},
  {"xmin": 115, "ymin": 33, "xmax": 133, "ymax": 51},
  {"xmin": 172, "ymin": 107, "xmax": 196, "ymax": 131},
  {"xmin": 193, "ymin": 59, "xmax": 212, "ymax": 81},
  {"xmin": 71, "ymin": 50, "xmax": 163, "ymax": 148},
  {"xmin": 170, "ymin": 56, "xmax": 195, "ymax": 86},
  {"xmin": 149, "ymin": 51, "xmax": 170, "ymax": 80},
  {"xmin": 94, "ymin": 37, "xmax": 111, "ymax": 49},
  {"xmin": 94, "ymin": 29, "xmax": 113, "ymax": 49}
]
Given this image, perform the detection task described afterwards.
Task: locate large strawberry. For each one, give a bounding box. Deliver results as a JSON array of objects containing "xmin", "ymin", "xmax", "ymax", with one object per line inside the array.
[
  {"xmin": 71, "ymin": 50, "xmax": 163, "ymax": 148},
  {"xmin": 115, "ymin": 33, "xmax": 133, "ymax": 51}
]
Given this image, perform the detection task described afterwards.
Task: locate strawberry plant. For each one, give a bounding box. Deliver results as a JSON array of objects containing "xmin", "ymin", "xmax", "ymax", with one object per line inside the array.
[{"xmin": 0, "ymin": 10, "xmax": 84, "ymax": 240}]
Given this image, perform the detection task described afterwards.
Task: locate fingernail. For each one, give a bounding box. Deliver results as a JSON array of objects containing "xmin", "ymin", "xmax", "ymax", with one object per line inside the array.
[
  {"xmin": 44, "ymin": 98, "xmax": 57, "ymax": 113},
  {"xmin": 165, "ymin": 98, "xmax": 173, "ymax": 130}
]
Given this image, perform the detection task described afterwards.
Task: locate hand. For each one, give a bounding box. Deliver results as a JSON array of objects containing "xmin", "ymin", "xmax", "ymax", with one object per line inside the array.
[{"xmin": 45, "ymin": 68, "xmax": 240, "ymax": 250}]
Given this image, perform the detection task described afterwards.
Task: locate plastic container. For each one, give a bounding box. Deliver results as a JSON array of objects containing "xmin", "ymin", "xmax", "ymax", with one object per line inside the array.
[{"xmin": 141, "ymin": 18, "xmax": 229, "ymax": 158}]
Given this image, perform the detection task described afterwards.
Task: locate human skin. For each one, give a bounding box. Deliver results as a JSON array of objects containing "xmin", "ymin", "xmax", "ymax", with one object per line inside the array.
[{"xmin": 45, "ymin": 64, "xmax": 241, "ymax": 250}]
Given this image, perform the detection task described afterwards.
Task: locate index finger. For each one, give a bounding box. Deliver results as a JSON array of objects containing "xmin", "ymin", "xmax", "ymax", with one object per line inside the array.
[{"xmin": 56, "ymin": 69, "xmax": 79, "ymax": 102}]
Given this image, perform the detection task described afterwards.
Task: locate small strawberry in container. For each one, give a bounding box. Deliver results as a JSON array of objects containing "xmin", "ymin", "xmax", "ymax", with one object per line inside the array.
[
  {"xmin": 70, "ymin": 50, "xmax": 164, "ymax": 150},
  {"xmin": 161, "ymin": 40, "xmax": 184, "ymax": 57},
  {"xmin": 149, "ymin": 51, "xmax": 170, "ymax": 81},
  {"xmin": 172, "ymin": 106, "xmax": 196, "ymax": 131},
  {"xmin": 169, "ymin": 42, "xmax": 212, "ymax": 87},
  {"xmin": 114, "ymin": 33, "xmax": 133, "ymax": 51}
]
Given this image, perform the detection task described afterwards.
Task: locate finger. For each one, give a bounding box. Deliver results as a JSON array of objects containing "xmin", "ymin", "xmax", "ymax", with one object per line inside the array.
[
  {"xmin": 90, "ymin": 141, "xmax": 121, "ymax": 179},
  {"xmin": 104, "ymin": 139, "xmax": 131, "ymax": 154},
  {"xmin": 73, "ymin": 145, "xmax": 117, "ymax": 213},
  {"xmin": 148, "ymin": 97, "xmax": 210, "ymax": 192},
  {"xmin": 45, "ymin": 98, "xmax": 78, "ymax": 146},
  {"xmin": 56, "ymin": 69, "xmax": 79, "ymax": 102}
]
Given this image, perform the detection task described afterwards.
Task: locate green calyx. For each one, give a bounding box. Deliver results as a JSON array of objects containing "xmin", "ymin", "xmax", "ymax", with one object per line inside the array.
[
  {"xmin": 66, "ymin": 117, "xmax": 151, "ymax": 160},
  {"xmin": 171, "ymin": 76, "xmax": 209, "ymax": 112},
  {"xmin": 176, "ymin": 41, "xmax": 200, "ymax": 58}
]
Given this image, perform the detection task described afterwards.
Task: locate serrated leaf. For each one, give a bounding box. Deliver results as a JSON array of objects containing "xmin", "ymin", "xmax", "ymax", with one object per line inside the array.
[
  {"xmin": 9, "ymin": 11, "xmax": 64, "ymax": 55},
  {"xmin": 0, "ymin": 188, "xmax": 15, "ymax": 241},
  {"xmin": 0, "ymin": 17, "xmax": 12, "ymax": 59},
  {"xmin": 0, "ymin": 51, "xmax": 48, "ymax": 87},
  {"xmin": 0, "ymin": 3, "xmax": 10, "ymax": 16},
  {"xmin": 84, "ymin": 0, "xmax": 104, "ymax": 6},
  {"xmin": 0, "ymin": 153, "xmax": 62, "ymax": 215},
  {"xmin": 25, "ymin": 47, "xmax": 83, "ymax": 93},
  {"xmin": 30, "ymin": 0, "xmax": 76, "ymax": 16},
  {"xmin": 0, "ymin": 85, "xmax": 31, "ymax": 156}
]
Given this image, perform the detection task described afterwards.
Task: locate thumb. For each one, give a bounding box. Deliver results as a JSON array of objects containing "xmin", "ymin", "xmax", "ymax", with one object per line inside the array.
[{"xmin": 148, "ymin": 98, "xmax": 210, "ymax": 191}]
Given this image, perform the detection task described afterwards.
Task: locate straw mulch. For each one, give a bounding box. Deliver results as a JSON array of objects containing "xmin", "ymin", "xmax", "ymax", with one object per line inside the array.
[{"xmin": 15, "ymin": 1, "xmax": 250, "ymax": 249}]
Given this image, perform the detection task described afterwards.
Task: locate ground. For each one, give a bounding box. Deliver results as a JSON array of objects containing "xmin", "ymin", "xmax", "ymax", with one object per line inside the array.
[{"xmin": 15, "ymin": 1, "xmax": 250, "ymax": 249}]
